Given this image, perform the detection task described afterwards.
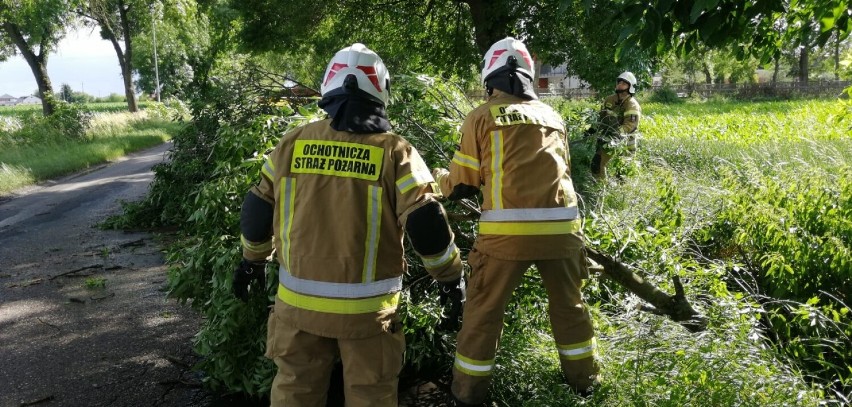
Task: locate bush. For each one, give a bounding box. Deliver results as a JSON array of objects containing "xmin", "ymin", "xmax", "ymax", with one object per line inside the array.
[
  {"xmin": 46, "ymin": 102, "xmax": 94, "ymax": 140},
  {"xmin": 649, "ymin": 86, "xmax": 683, "ymax": 103},
  {"xmin": 0, "ymin": 101, "xmax": 94, "ymax": 144}
]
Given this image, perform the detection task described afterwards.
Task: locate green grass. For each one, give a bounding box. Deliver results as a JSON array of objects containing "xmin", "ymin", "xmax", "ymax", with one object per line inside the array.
[
  {"xmin": 0, "ymin": 112, "xmax": 180, "ymax": 195},
  {"xmin": 84, "ymin": 277, "xmax": 107, "ymax": 289}
]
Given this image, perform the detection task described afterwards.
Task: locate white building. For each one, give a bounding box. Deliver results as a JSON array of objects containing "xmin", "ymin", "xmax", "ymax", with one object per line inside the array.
[
  {"xmin": 538, "ymin": 64, "xmax": 590, "ymax": 91},
  {"xmin": 17, "ymin": 96, "xmax": 41, "ymax": 105},
  {"xmin": 0, "ymin": 94, "xmax": 17, "ymax": 106}
]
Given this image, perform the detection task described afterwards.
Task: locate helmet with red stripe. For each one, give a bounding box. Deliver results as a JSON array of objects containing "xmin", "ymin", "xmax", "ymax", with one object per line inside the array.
[
  {"xmin": 481, "ymin": 37, "xmax": 534, "ymax": 85},
  {"xmin": 321, "ymin": 43, "xmax": 390, "ymax": 105}
]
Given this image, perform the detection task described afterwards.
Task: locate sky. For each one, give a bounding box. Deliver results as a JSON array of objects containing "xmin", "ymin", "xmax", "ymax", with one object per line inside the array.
[{"xmin": 0, "ymin": 27, "xmax": 127, "ymax": 98}]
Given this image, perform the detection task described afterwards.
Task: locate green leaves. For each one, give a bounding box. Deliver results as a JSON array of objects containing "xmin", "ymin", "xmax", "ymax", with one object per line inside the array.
[{"xmin": 616, "ymin": 0, "xmax": 852, "ymax": 62}]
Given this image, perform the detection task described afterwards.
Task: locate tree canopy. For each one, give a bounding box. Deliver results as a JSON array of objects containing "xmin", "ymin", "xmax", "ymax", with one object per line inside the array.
[
  {"xmin": 0, "ymin": 0, "xmax": 76, "ymax": 115},
  {"xmin": 615, "ymin": 0, "xmax": 852, "ymax": 61}
]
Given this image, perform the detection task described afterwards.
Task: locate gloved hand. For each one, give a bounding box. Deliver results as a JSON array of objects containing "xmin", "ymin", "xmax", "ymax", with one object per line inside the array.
[
  {"xmin": 233, "ymin": 259, "xmax": 267, "ymax": 302},
  {"xmin": 431, "ymin": 167, "xmax": 449, "ymax": 179},
  {"xmin": 431, "ymin": 168, "xmax": 449, "ymax": 197},
  {"xmin": 438, "ymin": 277, "xmax": 466, "ymax": 331},
  {"xmin": 582, "ymin": 127, "xmax": 596, "ymax": 139}
]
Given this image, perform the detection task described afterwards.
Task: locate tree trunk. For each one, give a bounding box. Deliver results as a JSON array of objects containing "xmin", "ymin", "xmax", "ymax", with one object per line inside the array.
[
  {"xmin": 772, "ymin": 57, "xmax": 780, "ymax": 85},
  {"xmin": 702, "ymin": 64, "xmax": 713, "ymax": 84},
  {"xmin": 2, "ymin": 22, "xmax": 55, "ymax": 116},
  {"xmin": 462, "ymin": 0, "xmax": 515, "ymax": 54},
  {"xmin": 84, "ymin": 0, "xmax": 138, "ymax": 112},
  {"xmin": 106, "ymin": 34, "xmax": 137, "ymax": 112},
  {"xmin": 798, "ymin": 46, "xmax": 809, "ymax": 84},
  {"xmin": 117, "ymin": 0, "xmax": 137, "ymax": 112},
  {"xmin": 834, "ymin": 32, "xmax": 840, "ymax": 81}
]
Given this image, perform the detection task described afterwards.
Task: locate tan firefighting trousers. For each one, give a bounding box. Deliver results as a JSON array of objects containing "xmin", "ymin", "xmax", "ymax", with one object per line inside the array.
[
  {"xmin": 451, "ymin": 248, "xmax": 600, "ymax": 404},
  {"xmin": 265, "ymin": 309, "xmax": 405, "ymax": 407}
]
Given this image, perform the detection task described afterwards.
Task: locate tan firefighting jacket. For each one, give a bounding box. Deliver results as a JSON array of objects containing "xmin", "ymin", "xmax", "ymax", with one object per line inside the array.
[
  {"xmin": 435, "ymin": 92, "xmax": 583, "ymax": 261},
  {"xmin": 599, "ymin": 93, "xmax": 641, "ymax": 135},
  {"xmin": 242, "ymin": 119, "xmax": 461, "ymax": 339}
]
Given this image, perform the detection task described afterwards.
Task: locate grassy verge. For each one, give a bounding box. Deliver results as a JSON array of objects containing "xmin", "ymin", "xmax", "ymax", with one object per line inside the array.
[{"xmin": 0, "ymin": 112, "xmax": 179, "ymax": 195}]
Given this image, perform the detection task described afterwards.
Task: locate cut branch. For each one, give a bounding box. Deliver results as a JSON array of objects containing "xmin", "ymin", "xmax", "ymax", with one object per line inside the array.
[
  {"xmin": 586, "ymin": 247, "xmax": 708, "ymax": 332},
  {"xmin": 443, "ymin": 207, "xmax": 708, "ymax": 332}
]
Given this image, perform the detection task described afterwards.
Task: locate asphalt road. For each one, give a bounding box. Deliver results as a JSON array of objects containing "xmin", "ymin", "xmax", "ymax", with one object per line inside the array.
[{"xmin": 0, "ymin": 142, "xmax": 212, "ymax": 407}]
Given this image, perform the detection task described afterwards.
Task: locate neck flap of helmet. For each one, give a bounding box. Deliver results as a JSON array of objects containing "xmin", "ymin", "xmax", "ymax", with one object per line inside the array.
[
  {"xmin": 485, "ymin": 63, "xmax": 537, "ymax": 101},
  {"xmin": 318, "ymin": 75, "xmax": 391, "ymax": 134}
]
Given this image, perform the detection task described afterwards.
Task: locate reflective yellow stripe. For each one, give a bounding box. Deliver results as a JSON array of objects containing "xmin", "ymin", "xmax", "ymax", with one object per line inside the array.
[
  {"xmin": 479, "ymin": 219, "xmax": 582, "ymax": 235},
  {"xmin": 421, "ymin": 243, "xmax": 459, "ymax": 270},
  {"xmin": 454, "ymin": 352, "xmax": 495, "ymax": 377},
  {"xmin": 262, "ymin": 159, "xmax": 275, "ymax": 179},
  {"xmin": 451, "ymin": 151, "xmax": 480, "ymax": 170},
  {"xmin": 363, "ymin": 186, "xmax": 381, "ymax": 283},
  {"xmin": 557, "ymin": 338, "xmax": 597, "ymax": 361},
  {"xmin": 623, "ymin": 110, "xmax": 640, "ymax": 116},
  {"xmin": 240, "ymin": 234, "xmax": 272, "ymax": 253},
  {"xmin": 396, "ymin": 170, "xmax": 433, "ymax": 194},
  {"xmin": 490, "ymin": 130, "xmax": 504, "ymax": 209},
  {"xmin": 277, "ymin": 284, "xmax": 400, "ymax": 314},
  {"xmin": 279, "ymin": 177, "xmax": 296, "ymax": 272}
]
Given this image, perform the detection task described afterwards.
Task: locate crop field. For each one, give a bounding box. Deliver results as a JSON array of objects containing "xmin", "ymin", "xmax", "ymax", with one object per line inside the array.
[{"xmin": 0, "ymin": 101, "xmax": 154, "ymax": 117}]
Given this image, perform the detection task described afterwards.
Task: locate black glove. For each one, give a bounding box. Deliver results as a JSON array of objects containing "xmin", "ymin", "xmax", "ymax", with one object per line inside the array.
[
  {"xmin": 438, "ymin": 277, "xmax": 466, "ymax": 331},
  {"xmin": 233, "ymin": 259, "xmax": 267, "ymax": 302},
  {"xmin": 583, "ymin": 127, "xmax": 596, "ymax": 139}
]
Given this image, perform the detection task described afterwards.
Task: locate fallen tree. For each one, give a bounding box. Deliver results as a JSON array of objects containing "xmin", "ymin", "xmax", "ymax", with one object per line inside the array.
[{"xmin": 449, "ymin": 199, "xmax": 708, "ymax": 333}]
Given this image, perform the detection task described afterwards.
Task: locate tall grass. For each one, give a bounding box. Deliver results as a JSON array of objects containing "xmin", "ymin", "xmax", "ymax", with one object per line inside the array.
[
  {"xmin": 0, "ymin": 101, "xmax": 154, "ymax": 117},
  {"xmin": 0, "ymin": 111, "xmax": 180, "ymax": 195},
  {"xmin": 573, "ymin": 97, "xmax": 852, "ymax": 404}
]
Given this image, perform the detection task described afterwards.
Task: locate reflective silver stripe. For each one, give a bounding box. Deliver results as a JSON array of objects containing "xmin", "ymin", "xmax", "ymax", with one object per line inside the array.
[
  {"xmin": 363, "ymin": 185, "xmax": 382, "ymax": 282},
  {"xmin": 279, "ymin": 177, "xmax": 295, "ymax": 272},
  {"xmin": 279, "ymin": 265, "xmax": 402, "ymax": 298},
  {"xmin": 491, "ymin": 130, "xmax": 503, "ymax": 209},
  {"xmin": 396, "ymin": 170, "xmax": 433, "ymax": 194},
  {"xmin": 557, "ymin": 338, "xmax": 597, "ymax": 360},
  {"xmin": 422, "ymin": 243, "xmax": 458, "ymax": 269},
  {"xmin": 262, "ymin": 161, "xmax": 275, "ymax": 178},
  {"xmin": 451, "ymin": 151, "xmax": 479, "ymax": 169},
  {"xmin": 558, "ymin": 344, "xmax": 595, "ymax": 357},
  {"xmin": 454, "ymin": 356, "xmax": 494, "ymax": 373},
  {"xmin": 480, "ymin": 207, "xmax": 579, "ymax": 222}
]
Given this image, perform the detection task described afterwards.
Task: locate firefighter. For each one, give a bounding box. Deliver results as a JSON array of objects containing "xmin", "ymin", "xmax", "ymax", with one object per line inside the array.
[
  {"xmin": 432, "ymin": 37, "xmax": 600, "ymax": 406},
  {"xmin": 589, "ymin": 71, "xmax": 642, "ymax": 180},
  {"xmin": 234, "ymin": 43, "xmax": 465, "ymax": 407}
]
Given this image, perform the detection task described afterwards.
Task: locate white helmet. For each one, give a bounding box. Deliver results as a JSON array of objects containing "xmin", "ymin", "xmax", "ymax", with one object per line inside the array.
[
  {"xmin": 481, "ymin": 37, "xmax": 535, "ymax": 85},
  {"xmin": 617, "ymin": 71, "xmax": 638, "ymax": 94},
  {"xmin": 321, "ymin": 43, "xmax": 390, "ymax": 105}
]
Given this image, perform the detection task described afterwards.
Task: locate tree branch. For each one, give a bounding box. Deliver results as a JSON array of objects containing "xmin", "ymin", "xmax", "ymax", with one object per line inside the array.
[{"xmin": 586, "ymin": 247, "xmax": 708, "ymax": 332}]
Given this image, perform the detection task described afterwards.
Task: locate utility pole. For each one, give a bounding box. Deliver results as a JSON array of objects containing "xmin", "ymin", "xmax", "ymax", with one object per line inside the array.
[{"xmin": 152, "ymin": 6, "xmax": 161, "ymax": 102}]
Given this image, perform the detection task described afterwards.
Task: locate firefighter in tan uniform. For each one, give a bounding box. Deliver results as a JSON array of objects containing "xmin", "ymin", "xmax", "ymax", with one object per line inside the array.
[
  {"xmin": 233, "ymin": 43, "xmax": 464, "ymax": 407},
  {"xmin": 432, "ymin": 37, "xmax": 600, "ymax": 406},
  {"xmin": 589, "ymin": 71, "xmax": 642, "ymax": 180}
]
